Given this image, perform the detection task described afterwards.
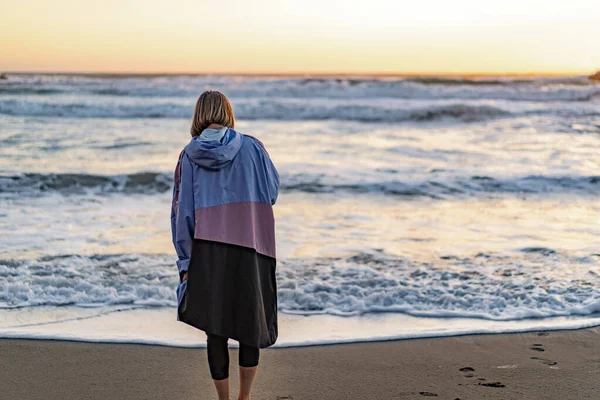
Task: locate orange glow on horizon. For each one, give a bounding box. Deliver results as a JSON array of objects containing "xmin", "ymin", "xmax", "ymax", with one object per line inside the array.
[{"xmin": 1, "ymin": 0, "xmax": 599, "ymax": 75}]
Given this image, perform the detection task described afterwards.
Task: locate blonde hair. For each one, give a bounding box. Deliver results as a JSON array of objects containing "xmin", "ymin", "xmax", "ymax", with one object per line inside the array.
[{"xmin": 190, "ymin": 90, "xmax": 235, "ymax": 137}]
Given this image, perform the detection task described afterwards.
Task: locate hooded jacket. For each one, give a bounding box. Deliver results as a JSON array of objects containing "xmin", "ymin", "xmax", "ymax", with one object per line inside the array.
[{"xmin": 171, "ymin": 128, "xmax": 279, "ymax": 285}]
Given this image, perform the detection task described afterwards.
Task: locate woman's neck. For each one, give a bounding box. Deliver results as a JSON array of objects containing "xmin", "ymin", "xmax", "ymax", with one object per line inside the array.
[{"xmin": 207, "ymin": 123, "xmax": 225, "ymax": 130}]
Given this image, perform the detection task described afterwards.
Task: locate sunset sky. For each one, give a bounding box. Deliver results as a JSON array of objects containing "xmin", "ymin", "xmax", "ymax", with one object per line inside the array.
[{"xmin": 1, "ymin": 0, "xmax": 599, "ymax": 75}]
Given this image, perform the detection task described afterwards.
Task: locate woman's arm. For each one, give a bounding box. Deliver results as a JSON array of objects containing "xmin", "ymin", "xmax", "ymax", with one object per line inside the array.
[
  {"xmin": 249, "ymin": 136, "xmax": 279, "ymax": 205},
  {"xmin": 170, "ymin": 150, "xmax": 195, "ymax": 282},
  {"xmin": 265, "ymin": 153, "xmax": 279, "ymax": 205}
]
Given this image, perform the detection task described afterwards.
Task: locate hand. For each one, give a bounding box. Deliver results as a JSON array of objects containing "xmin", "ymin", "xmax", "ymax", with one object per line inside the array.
[{"xmin": 182, "ymin": 271, "xmax": 188, "ymax": 281}]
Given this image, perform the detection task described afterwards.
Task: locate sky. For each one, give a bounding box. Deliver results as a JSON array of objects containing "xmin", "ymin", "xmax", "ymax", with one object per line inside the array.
[{"xmin": 1, "ymin": 0, "xmax": 599, "ymax": 75}]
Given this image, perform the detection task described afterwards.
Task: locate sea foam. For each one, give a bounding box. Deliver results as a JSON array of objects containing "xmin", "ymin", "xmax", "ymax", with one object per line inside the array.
[{"xmin": 2, "ymin": 252, "xmax": 598, "ymax": 322}]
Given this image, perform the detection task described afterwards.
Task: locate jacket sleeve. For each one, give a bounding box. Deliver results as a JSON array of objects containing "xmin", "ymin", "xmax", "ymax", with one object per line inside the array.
[
  {"xmin": 254, "ymin": 138, "xmax": 279, "ymax": 205},
  {"xmin": 265, "ymin": 152, "xmax": 279, "ymax": 205},
  {"xmin": 170, "ymin": 151, "xmax": 195, "ymax": 282}
]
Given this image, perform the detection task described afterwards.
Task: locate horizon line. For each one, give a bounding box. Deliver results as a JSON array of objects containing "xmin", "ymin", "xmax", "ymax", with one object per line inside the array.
[{"xmin": 2, "ymin": 70, "xmax": 597, "ymax": 78}]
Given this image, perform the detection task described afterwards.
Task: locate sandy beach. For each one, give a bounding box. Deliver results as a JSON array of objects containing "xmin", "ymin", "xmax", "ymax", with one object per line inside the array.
[{"xmin": 1, "ymin": 327, "xmax": 598, "ymax": 400}]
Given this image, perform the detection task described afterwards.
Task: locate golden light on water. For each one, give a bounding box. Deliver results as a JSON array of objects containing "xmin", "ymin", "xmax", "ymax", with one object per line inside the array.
[{"xmin": 1, "ymin": 0, "xmax": 599, "ymax": 74}]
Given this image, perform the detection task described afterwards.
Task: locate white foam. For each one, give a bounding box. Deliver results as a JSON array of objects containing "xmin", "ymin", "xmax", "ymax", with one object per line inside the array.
[
  {"xmin": 0, "ymin": 307, "xmax": 598, "ymax": 348},
  {"xmin": 3, "ymin": 251, "xmax": 599, "ymax": 322}
]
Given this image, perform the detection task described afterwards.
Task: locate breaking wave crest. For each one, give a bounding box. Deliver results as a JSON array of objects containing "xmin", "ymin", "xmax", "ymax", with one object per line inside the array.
[
  {"xmin": 1, "ymin": 74, "xmax": 599, "ymax": 101},
  {"xmin": 0, "ymin": 99, "xmax": 513, "ymax": 122},
  {"xmin": 2, "ymin": 172, "xmax": 599, "ymax": 198},
  {"xmin": 2, "ymin": 73, "xmax": 598, "ymax": 122},
  {"xmin": 0, "ymin": 172, "xmax": 173, "ymax": 196}
]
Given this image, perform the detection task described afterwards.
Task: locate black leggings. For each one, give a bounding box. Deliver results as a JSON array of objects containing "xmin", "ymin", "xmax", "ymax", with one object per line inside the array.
[{"xmin": 207, "ymin": 334, "xmax": 260, "ymax": 380}]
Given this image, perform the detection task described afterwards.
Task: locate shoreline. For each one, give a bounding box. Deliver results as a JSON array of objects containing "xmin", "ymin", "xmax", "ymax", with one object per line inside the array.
[
  {"xmin": 2, "ymin": 328, "xmax": 598, "ymax": 399},
  {"xmin": 2, "ymin": 322, "xmax": 600, "ymax": 349},
  {"xmin": 2, "ymin": 306, "xmax": 599, "ymax": 349}
]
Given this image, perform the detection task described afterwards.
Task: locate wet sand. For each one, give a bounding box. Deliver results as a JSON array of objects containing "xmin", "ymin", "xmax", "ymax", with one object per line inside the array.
[{"xmin": 1, "ymin": 328, "xmax": 599, "ymax": 400}]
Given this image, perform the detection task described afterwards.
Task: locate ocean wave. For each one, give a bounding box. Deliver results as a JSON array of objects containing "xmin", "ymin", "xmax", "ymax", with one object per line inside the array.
[
  {"xmin": 277, "ymin": 252, "xmax": 600, "ymax": 320},
  {"xmin": 1, "ymin": 252, "xmax": 598, "ymax": 321},
  {"xmin": 404, "ymin": 76, "xmax": 597, "ymax": 87},
  {"xmin": 0, "ymin": 97, "xmax": 513, "ymax": 122},
  {"xmin": 0, "ymin": 172, "xmax": 173, "ymax": 196},
  {"xmin": 0, "ymin": 254, "xmax": 177, "ymax": 309},
  {"xmin": 0, "ymin": 87, "xmax": 64, "ymax": 95},
  {"xmin": 238, "ymin": 103, "xmax": 511, "ymax": 123},
  {"xmin": 1, "ymin": 74, "xmax": 598, "ymax": 102},
  {"xmin": 2, "ymin": 172, "xmax": 599, "ymax": 198},
  {"xmin": 0, "ymin": 99, "xmax": 185, "ymax": 119},
  {"xmin": 283, "ymin": 174, "xmax": 600, "ymax": 197},
  {"xmin": 405, "ymin": 77, "xmax": 534, "ymax": 86}
]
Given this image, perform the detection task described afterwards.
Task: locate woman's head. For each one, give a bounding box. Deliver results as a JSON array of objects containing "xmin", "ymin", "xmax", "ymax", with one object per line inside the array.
[{"xmin": 190, "ymin": 90, "xmax": 235, "ymax": 137}]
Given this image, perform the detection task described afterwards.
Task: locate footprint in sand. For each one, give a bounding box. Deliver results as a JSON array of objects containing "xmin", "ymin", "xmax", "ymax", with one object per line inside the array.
[
  {"xmin": 276, "ymin": 396, "xmax": 293, "ymax": 399},
  {"xmin": 478, "ymin": 381, "xmax": 506, "ymax": 388},
  {"xmin": 537, "ymin": 331, "xmax": 549, "ymax": 336},
  {"xmin": 530, "ymin": 343, "xmax": 545, "ymax": 352},
  {"xmin": 419, "ymin": 392, "xmax": 438, "ymax": 397},
  {"xmin": 459, "ymin": 367, "xmax": 475, "ymax": 378},
  {"xmin": 531, "ymin": 356, "xmax": 557, "ymax": 366}
]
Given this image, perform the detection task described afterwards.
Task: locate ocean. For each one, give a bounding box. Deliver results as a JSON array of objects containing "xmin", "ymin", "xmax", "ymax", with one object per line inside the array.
[{"xmin": 1, "ymin": 73, "xmax": 599, "ymax": 347}]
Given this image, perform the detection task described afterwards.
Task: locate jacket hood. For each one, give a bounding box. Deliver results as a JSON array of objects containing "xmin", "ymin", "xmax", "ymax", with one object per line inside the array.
[{"xmin": 184, "ymin": 128, "xmax": 243, "ymax": 170}]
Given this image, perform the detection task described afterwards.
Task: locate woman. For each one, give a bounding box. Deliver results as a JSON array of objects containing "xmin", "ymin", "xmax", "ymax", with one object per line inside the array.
[{"xmin": 171, "ymin": 90, "xmax": 279, "ymax": 400}]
